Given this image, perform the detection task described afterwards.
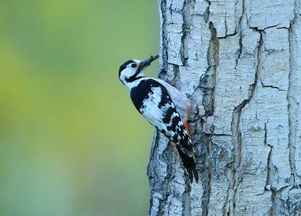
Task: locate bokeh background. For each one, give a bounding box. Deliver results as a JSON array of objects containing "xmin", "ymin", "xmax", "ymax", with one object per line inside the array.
[{"xmin": 0, "ymin": 0, "xmax": 159, "ymax": 215}]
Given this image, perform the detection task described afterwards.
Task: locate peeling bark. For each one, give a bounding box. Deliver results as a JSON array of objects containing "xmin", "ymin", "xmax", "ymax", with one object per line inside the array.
[{"xmin": 148, "ymin": 0, "xmax": 301, "ymax": 215}]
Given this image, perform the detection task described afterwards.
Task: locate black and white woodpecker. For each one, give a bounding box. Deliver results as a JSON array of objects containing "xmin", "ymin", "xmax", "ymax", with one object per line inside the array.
[{"xmin": 119, "ymin": 55, "xmax": 198, "ymax": 183}]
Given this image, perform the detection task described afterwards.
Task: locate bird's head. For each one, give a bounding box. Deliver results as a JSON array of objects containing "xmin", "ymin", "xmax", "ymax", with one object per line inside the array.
[{"xmin": 119, "ymin": 55, "xmax": 159, "ymax": 87}]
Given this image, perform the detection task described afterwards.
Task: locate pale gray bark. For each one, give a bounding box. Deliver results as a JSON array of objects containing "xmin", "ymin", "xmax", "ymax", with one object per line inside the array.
[{"xmin": 147, "ymin": 0, "xmax": 301, "ymax": 215}]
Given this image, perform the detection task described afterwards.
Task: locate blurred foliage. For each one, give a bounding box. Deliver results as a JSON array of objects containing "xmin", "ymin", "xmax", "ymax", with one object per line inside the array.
[{"xmin": 0, "ymin": 0, "xmax": 159, "ymax": 215}]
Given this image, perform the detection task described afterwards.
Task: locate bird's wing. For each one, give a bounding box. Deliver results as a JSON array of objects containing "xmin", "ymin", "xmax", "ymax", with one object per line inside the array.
[
  {"xmin": 154, "ymin": 78, "xmax": 191, "ymax": 122},
  {"xmin": 131, "ymin": 79, "xmax": 189, "ymax": 146},
  {"xmin": 130, "ymin": 78, "xmax": 198, "ymax": 182}
]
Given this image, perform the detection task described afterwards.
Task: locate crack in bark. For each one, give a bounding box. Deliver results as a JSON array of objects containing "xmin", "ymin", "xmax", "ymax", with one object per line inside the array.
[
  {"xmin": 180, "ymin": 0, "xmax": 190, "ymax": 66},
  {"xmin": 261, "ymin": 85, "xmax": 286, "ymax": 91},
  {"xmin": 235, "ymin": 0, "xmax": 245, "ymax": 69},
  {"xmin": 224, "ymin": 13, "xmax": 228, "ymax": 37},
  {"xmin": 171, "ymin": 64, "xmax": 181, "ymax": 86},
  {"xmin": 264, "ymin": 123, "xmax": 273, "ymax": 190},
  {"xmin": 198, "ymin": 21, "xmax": 220, "ymax": 216},
  {"xmin": 263, "ymin": 123, "xmax": 277, "ymax": 215},
  {"xmin": 287, "ymin": 0, "xmax": 299, "ymax": 187},
  {"xmin": 260, "ymin": 81, "xmax": 286, "ymax": 91},
  {"xmin": 203, "ymin": 0, "xmax": 211, "ymax": 24},
  {"xmin": 270, "ymin": 189, "xmax": 277, "ymax": 216},
  {"xmin": 248, "ymin": 24, "xmax": 281, "ymax": 31},
  {"xmin": 201, "ymin": 133, "xmax": 212, "ymax": 216},
  {"xmin": 159, "ymin": 0, "xmax": 169, "ymax": 74},
  {"xmin": 202, "ymin": 22, "xmax": 219, "ymax": 117},
  {"xmin": 229, "ymin": 30, "xmax": 263, "ymax": 215},
  {"xmin": 217, "ymin": 32, "xmax": 239, "ymax": 39},
  {"xmin": 211, "ymin": 133, "xmax": 232, "ymax": 137},
  {"xmin": 234, "ymin": 32, "xmax": 243, "ymax": 70}
]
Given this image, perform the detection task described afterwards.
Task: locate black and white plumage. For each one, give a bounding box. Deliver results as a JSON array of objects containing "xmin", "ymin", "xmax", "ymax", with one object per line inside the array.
[{"xmin": 119, "ymin": 55, "xmax": 198, "ymax": 183}]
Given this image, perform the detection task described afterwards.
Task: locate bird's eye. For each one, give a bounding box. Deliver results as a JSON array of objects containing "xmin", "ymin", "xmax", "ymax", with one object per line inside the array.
[{"xmin": 131, "ymin": 63, "xmax": 137, "ymax": 68}]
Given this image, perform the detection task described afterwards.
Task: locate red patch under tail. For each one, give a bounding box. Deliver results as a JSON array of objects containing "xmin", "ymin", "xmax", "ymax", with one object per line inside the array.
[{"xmin": 184, "ymin": 121, "xmax": 191, "ymax": 138}]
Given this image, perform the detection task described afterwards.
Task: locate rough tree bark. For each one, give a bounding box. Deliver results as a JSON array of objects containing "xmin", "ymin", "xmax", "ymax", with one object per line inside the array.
[{"xmin": 147, "ymin": 0, "xmax": 301, "ymax": 215}]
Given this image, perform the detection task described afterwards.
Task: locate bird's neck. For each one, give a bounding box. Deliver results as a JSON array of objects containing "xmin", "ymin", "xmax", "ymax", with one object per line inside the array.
[{"xmin": 125, "ymin": 76, "xmax": 146, "ymax": 90}]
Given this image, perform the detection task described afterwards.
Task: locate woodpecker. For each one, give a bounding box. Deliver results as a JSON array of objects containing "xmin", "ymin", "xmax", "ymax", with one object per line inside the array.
[{"xmin": 119, "ymin": 55, "xmax": 198, "ymax": 183}]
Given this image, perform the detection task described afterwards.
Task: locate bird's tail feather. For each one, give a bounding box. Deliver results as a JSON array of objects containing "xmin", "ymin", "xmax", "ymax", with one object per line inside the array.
[{"xmin": 176, "ymin": 146, "xmax": 198, "ymax": 183}]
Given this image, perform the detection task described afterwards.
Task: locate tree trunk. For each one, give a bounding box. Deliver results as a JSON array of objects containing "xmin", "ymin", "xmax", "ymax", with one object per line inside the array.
[{"xmin": 147, "ymin": 0, "xmax": 301, "ymax": 215}]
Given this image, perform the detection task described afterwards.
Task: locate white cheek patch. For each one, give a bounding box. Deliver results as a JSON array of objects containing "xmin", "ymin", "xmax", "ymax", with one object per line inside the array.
[{"xmin": 122, "ymin": 68, "xmax": 135, "ymax": 79}]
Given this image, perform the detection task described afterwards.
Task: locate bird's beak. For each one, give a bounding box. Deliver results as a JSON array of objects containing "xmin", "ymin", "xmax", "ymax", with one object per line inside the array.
[{"xmin": 137, "ymin": 55, "xmax": 159, "ymax": 73}]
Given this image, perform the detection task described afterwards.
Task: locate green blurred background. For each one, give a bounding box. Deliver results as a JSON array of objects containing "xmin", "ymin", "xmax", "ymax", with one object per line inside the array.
[{"xmin": 0, "ymin": 0, "xmax": 159, "ymax": 215}]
